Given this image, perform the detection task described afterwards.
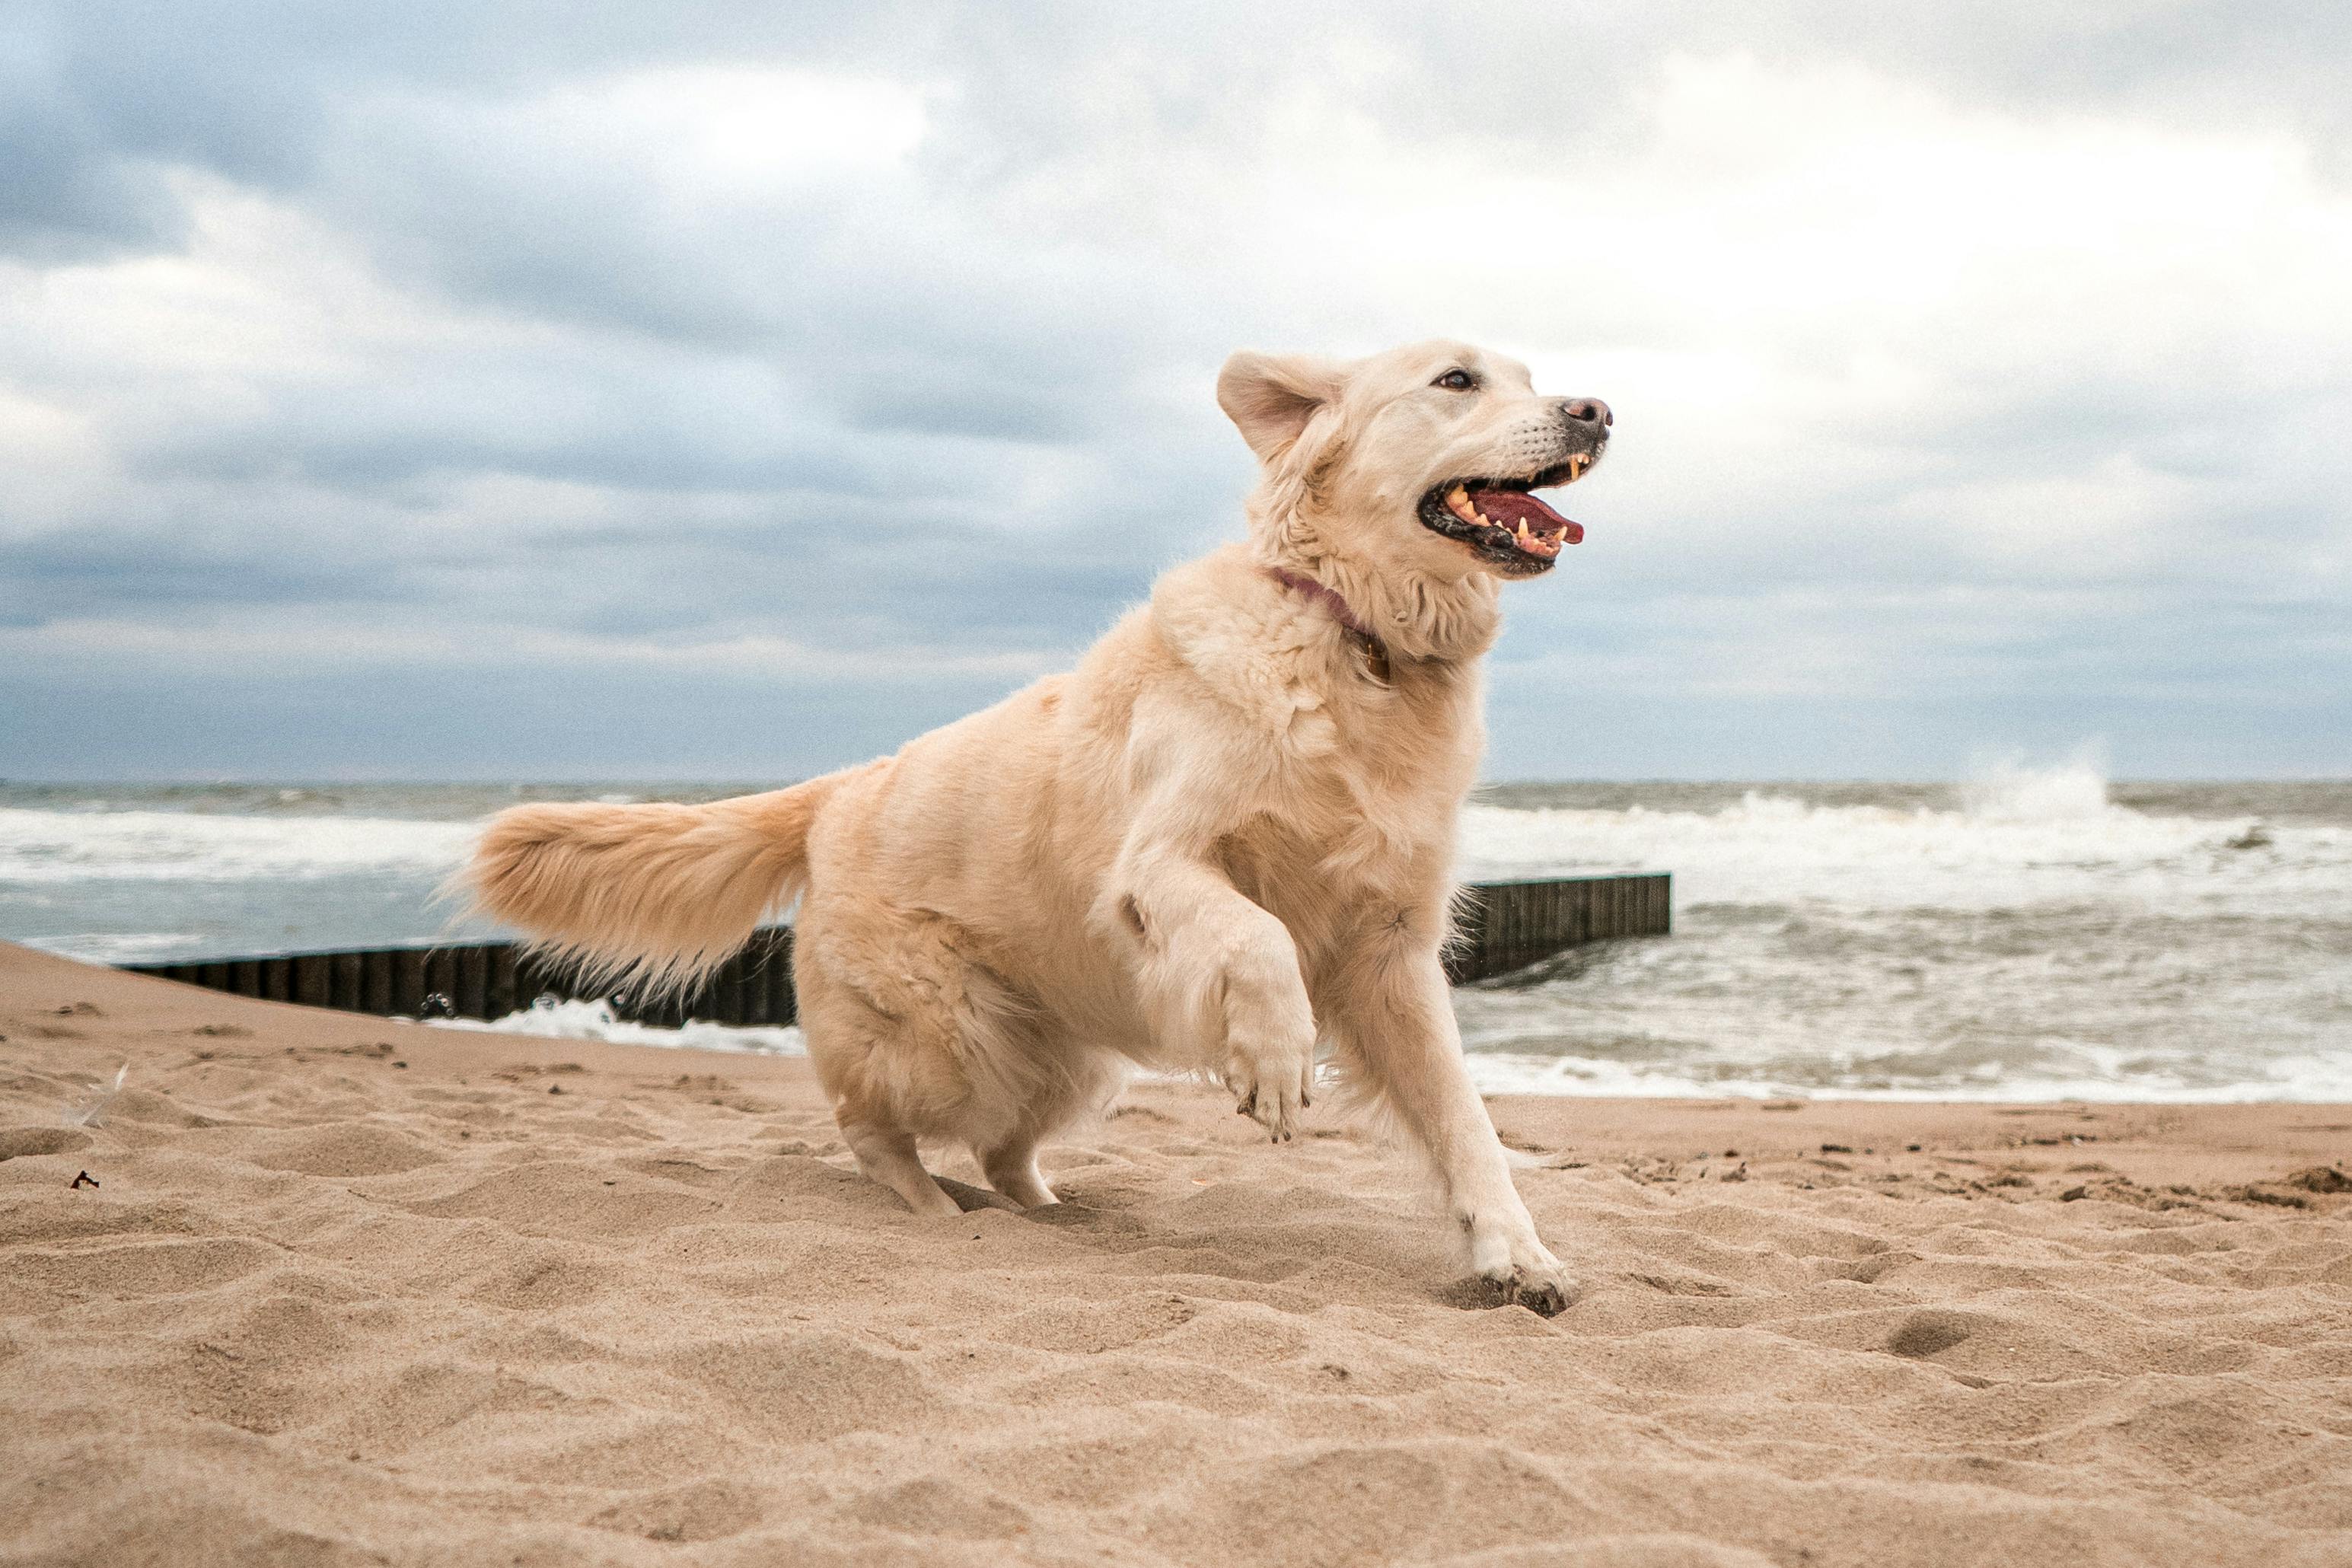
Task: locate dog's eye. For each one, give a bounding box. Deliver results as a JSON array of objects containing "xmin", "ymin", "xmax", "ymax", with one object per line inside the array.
[{"xmin": 1433, "ymin": 368, "xmax": 1475, "ymax": 391}]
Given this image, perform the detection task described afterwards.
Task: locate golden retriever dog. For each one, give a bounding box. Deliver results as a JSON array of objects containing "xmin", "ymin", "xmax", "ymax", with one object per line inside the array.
[{"xmin": 458, "ymin": 339, "xmax": 1610, "ymax": 1312}]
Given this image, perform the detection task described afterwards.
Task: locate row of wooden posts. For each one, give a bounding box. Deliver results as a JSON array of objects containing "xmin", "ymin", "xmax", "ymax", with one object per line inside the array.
[{"xmin": 123, "ymin": 873, "xmax": 1672, "ymax": 1028}]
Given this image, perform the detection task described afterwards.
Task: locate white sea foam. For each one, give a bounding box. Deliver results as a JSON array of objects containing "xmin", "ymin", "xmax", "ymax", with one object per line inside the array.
[
  {"xmin": 0, "ymin": 807, "xmax": 473, "ymax": 883},
  {"xmin": 1458, "ymin": 767, "xmax": 2352, "ymax": 919},
  {"xmin": 1458, "ymin": 1048, "xmax": 2352, "ymax": 1104},
  {"xmin": 428, "ymin": 996, "xmax": 808, "ymax": 1056},
  {"xmin": 20, "ymin": 932, "xmax": 206, "ymax": 964},
  {"xmin": 425, "ymin": 1009, "xmax": 2352, "ymax": 1102}
]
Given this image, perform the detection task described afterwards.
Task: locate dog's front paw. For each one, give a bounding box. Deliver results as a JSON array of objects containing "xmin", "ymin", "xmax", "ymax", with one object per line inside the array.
[
  {"xmin": 1468, "ymin": 1233, "xmax": 1580, "ymax": 1317},
  {"xmin": 1225, "ymin": 1036, "xmax": 1315, "ymax": 1143}
]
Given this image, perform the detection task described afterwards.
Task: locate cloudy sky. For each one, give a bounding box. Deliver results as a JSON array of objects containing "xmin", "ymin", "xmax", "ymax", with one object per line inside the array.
[{"xmin": 4, "ymin": 2, "xmax": 2348, "ymax": 781}]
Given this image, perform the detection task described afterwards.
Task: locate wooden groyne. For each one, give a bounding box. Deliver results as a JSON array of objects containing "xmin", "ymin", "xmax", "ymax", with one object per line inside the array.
[
  {"xmin": 1445, "ymin": 874, "xmax": 1672, "ymax": 983},
  {"xmin": 121, "ymin": 872, "xmax": 1670, "ymax": 1028}
]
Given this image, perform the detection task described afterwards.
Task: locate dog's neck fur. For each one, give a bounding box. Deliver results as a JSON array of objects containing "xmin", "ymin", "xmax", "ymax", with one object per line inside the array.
[{"xmin": 1245, "ymin": 481, "xmax": 1503, "ymax": 666}]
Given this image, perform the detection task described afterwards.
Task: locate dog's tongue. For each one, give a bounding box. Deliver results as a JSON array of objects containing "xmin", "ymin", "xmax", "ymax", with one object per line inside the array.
[{"xmin": 1471, "ymin": 486, "xmax": 1584, "ymax": 547}]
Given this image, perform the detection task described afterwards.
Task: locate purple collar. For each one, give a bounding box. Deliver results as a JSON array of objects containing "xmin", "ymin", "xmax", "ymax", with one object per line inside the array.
[
  {"xmin": 1265, "ymin": 566, "xmax": 1391, "ymax": 681},
  {"xmin": 1265, "ymin": 566, "xmax": 1372, "ymax": 638}
]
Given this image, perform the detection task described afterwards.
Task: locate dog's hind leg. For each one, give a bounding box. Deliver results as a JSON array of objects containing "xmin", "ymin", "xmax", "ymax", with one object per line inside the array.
[
  {"xmin": 840, "ymin": 1119, "xmax": 963, "ymax": 1219},
  {"xmin": 797, "ymin": 904, "xmax": 1048, "ymax": 1219},
  {"xmin": 794, "ymin": 953, "xmax": 964, "ymax": 1219},
  {"xmin": 976, "ymin": 1041, "xmax": 1130, "ymax": 1209},
  {"xmin": 978, "ymin": 1136, "xmax": 1056, "ymax": 1209}
]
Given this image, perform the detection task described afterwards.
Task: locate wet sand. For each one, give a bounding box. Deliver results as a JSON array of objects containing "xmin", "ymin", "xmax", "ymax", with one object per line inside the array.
[{"xmin": 4, "ymin": 940, "xmax": 2349, "ymax": 1566}]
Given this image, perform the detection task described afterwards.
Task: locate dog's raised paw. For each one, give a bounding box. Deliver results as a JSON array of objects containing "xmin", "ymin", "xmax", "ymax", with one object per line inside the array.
[{"xmin": 1223, "ymin": 1038, "xmax": 1314, "ymax": 1143}]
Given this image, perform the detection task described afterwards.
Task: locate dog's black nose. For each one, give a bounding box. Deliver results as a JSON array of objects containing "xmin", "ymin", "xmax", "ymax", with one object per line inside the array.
[{"xmin": 1562, "ymin": 397, "xmax": 1611, "ymax": 429}]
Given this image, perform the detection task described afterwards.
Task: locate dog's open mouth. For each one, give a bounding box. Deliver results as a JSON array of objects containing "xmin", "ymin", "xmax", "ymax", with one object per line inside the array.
[{"xmin": 1417, "ymin": 451, "xmax": 1596, "ymax": 576}]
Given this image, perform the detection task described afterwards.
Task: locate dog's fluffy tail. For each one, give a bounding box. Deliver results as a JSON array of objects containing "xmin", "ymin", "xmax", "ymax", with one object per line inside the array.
[{"xmin": 450, "ymin": 773, "xmax": 851, "ymax": 999}]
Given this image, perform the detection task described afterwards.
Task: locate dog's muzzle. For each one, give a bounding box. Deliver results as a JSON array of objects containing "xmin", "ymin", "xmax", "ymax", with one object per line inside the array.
[{"xmin": 1417, "ymin": 401, "xmax": 1609, "ymax": 578}]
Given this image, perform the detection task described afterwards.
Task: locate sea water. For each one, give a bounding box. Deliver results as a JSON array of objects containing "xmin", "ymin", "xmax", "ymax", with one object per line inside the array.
[{"xmin": 4, "ymin": 770, "xmax": 2346, "ymax": 1101}]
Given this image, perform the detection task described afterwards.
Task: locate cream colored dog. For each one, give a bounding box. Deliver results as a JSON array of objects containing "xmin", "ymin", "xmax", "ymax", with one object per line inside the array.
[{"xmin": 460, "ymin": 339, "xmax": 1610, "ymax": 1313}]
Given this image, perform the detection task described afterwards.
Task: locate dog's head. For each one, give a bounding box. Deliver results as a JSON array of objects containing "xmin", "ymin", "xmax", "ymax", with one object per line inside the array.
[{"xmin": 1218, "ymin": 339, "xmax": 1609, "ymax": 582}]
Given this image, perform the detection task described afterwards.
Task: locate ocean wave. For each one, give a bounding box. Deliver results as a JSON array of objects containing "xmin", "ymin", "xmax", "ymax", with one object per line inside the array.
[
  {"xmin": 8, "ymin": 770, "xmax": 2347, "ymax": 1105},
  {"xmin": 18, "ymin": 932, "xmax": 208, "ymax": 964},
  {"xmin": 0, "ymin": 808, "xmax": 475, "ymax": 883},
  {"xmin": 1459, "ymin": 764, "xmax": 2352, "ymax": 917},
  {"xmin": 11, "ymin": 766, "xmax": 2343, "ymax": 913}
]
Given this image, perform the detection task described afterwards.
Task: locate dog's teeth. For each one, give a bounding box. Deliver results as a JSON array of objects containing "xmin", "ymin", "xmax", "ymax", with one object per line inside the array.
[{"xmin": 1447, "ymin": 485, "xmax": 1468, "ymax": 505}]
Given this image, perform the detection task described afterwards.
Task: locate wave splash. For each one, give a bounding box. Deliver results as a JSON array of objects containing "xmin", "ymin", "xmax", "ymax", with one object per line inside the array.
[{"xmin": 1958, "ymin": 755, "xmax": 2111, "ymax": 822}]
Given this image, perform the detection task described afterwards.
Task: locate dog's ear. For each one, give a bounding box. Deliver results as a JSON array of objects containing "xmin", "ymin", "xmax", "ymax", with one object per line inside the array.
[{"xmin": 1217, "ymin": 351, "xmax": 1347, "ymax": 464}]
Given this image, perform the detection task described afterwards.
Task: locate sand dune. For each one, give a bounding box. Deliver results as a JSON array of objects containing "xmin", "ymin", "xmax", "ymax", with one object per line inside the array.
[{"xmin": 3, "ymin": 940, "xmax": 2350, "ymax": 1566}]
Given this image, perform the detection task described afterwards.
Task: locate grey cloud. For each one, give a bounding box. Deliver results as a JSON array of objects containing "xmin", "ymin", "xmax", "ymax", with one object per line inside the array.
[
  {"xmin": 2, "ymin": 1, "xmax": 2347, "ymax": 780},
  {"xmin": 0, "ymin": 27, "xmax": 184, "ymax": 259},
  {"xmin": 0, "ymin": 529, "xmax": 408, "ymax": 619}
]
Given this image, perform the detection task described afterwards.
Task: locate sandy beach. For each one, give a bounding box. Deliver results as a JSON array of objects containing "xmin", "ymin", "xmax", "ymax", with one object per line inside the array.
[{"xmin": 3, "ymin": 939, "xmax": 2348, "ymax": 1567}]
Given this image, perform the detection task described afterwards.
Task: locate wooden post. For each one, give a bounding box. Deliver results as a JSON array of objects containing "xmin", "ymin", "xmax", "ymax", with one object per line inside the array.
[
  {"xmin": 330, "ymin": 950, "xmax": 362, "ymax": 1012},
  {"xmin": 361, "ymin": 950, "xmax": 391, "ymax": 1015},
  {"xmin": 390, "ymin": 948, "xmax": 426, "ymax": 1017},
  {"xmin": 454, "ymin": 945, "xmax": 488, "ymax": 1020},
  {"xmin": 486, "ymin": 944, "xmax": 518, "ymax": 1020},
  {"xmin": 741, "ymin": 947, "xmax": 771, "ymax": 1025},
  {"xmin": 512, "ymin": 950, "xmax": 549, "ymax": 1013}
]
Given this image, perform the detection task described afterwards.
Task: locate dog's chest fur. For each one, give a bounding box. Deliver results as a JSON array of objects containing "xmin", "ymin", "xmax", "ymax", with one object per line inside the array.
[{"xmin": 1149, "ymin": 546, "xmax": 1485, "ymax": 949}]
